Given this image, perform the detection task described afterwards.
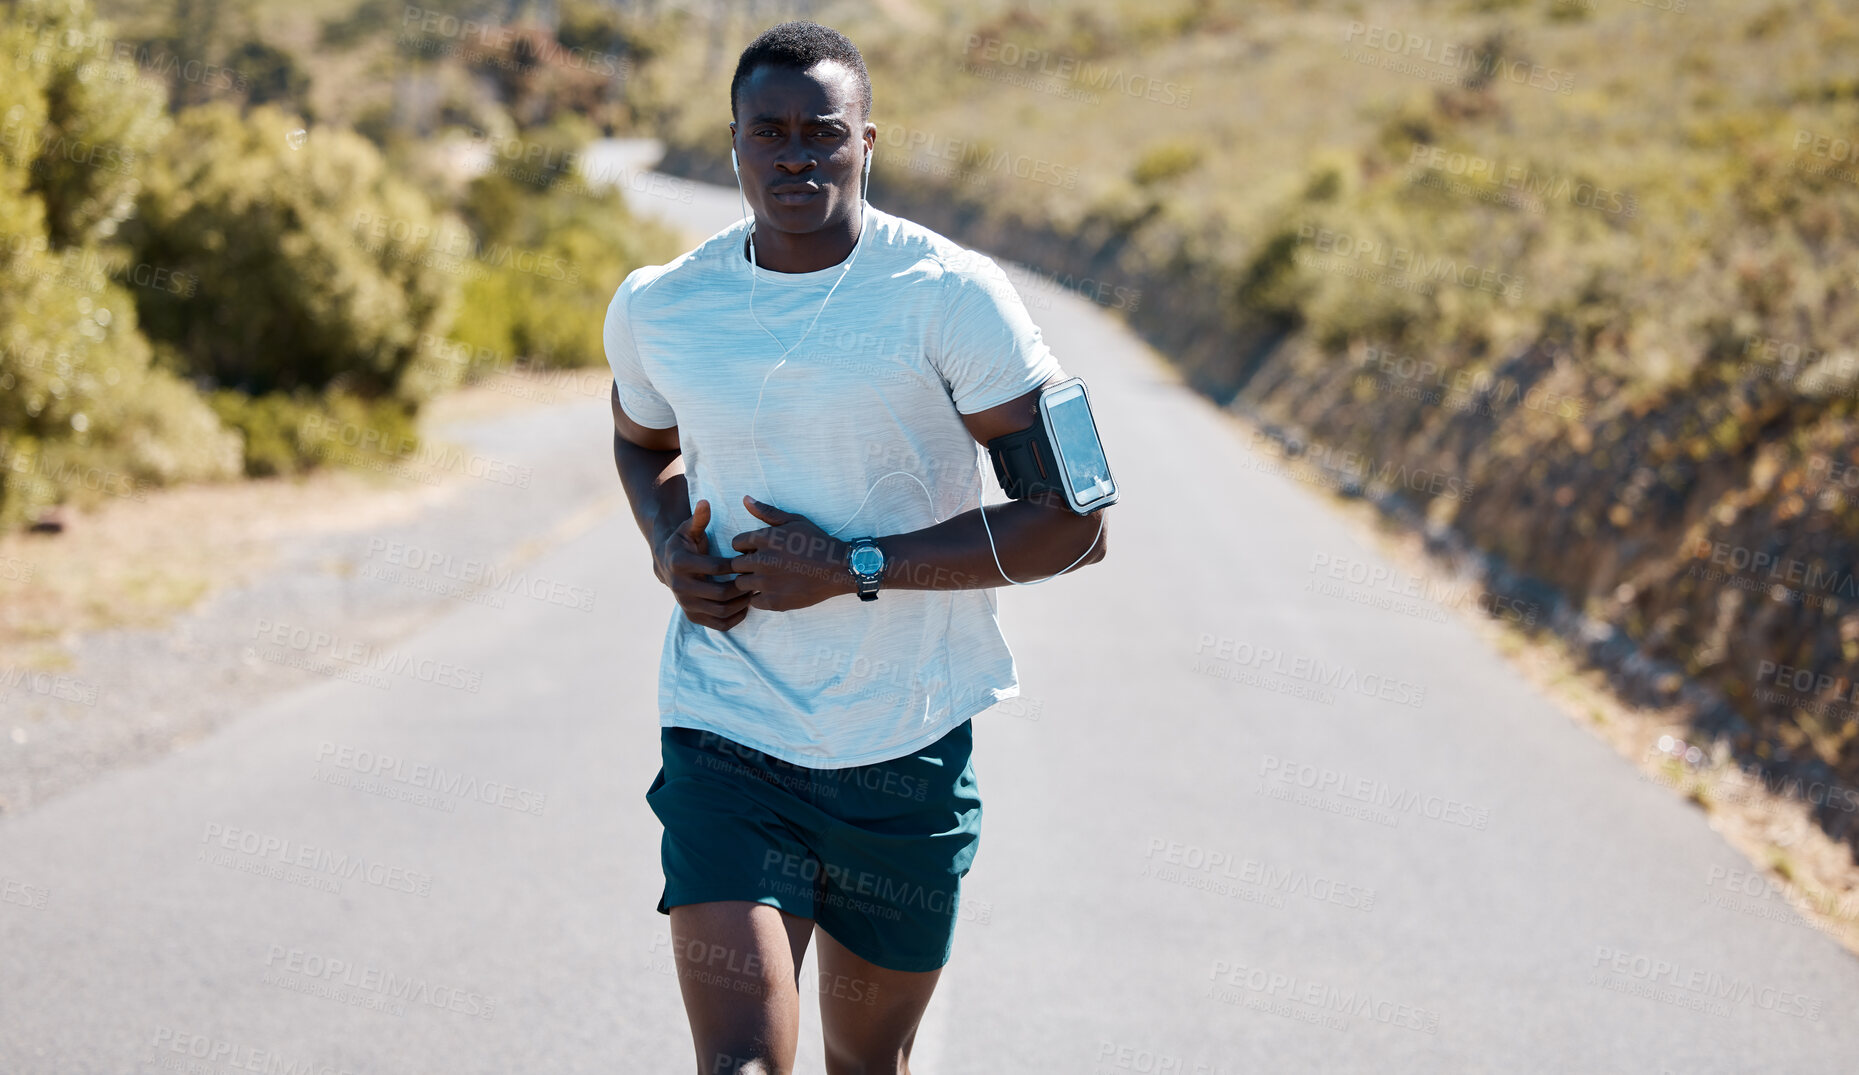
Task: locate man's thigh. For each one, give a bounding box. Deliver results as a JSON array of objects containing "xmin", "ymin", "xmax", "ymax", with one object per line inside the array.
[
  {"xmin": 669, "ymin": 900, "xmax": 816, "ymax": 1074},
  {"xmin": 814, "ymin": 924, "xmax": 942, "ymax": 1074}
]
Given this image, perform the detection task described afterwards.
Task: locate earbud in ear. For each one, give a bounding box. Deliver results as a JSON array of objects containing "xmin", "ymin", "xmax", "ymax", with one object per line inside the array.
[{"xmin": 731, "ymin": 147, "xmax": 740, "ymax": 176}]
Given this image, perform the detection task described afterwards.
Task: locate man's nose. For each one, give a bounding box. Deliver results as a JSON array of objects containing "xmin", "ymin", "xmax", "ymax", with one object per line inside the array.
[{"xmin": 773, "ymin": 138, "xmax": 817, "ymax": 174}]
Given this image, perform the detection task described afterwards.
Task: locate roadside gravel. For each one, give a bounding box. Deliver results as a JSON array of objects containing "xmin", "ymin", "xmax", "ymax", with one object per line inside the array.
[{"xmin": 0, "ymin": 379, "xmax": 623, "ymax": 819}]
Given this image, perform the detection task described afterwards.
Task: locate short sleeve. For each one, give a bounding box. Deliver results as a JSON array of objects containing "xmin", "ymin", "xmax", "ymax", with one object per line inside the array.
[
  {"xmin": 930, "ymin": 253, "xmax": 1064, "ymax": 415},
  {"xmin": 604, "ymin": 268, "xmax": 678, "ymax": 429}
]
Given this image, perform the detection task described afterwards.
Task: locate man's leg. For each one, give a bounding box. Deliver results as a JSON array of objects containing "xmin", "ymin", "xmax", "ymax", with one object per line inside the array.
[
  {"xmin": 669, "ymin": 900, "xmax": 816, "ymax": 1075},
  {"xmin": 814, "ymin": 924, "xmax": 943, "ymax": 1075}
]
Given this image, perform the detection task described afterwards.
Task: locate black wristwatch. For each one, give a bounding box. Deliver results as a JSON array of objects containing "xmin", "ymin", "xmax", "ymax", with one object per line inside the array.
[{"xmin": 847, "ymin": 538, "xmax": 885, "ymax": 602}]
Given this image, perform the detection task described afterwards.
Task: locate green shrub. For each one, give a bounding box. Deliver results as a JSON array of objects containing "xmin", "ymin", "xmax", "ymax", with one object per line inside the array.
[
  {"xmin": 445, "ymin": 167, "xmax": 679, "ymax": 369},
  {"xmin": 223, "ymin": 38, "xmax": 314, "ymax": 118},
  {"xmin": 208, "ymin": 388, "xmax": 418, "ymax": 478},
  {"xmin": 1131, "ymin": 141, "xmax": 1203, "ymax": 187},
  {"xmin": 123, "ymin": 103, "xmax": 464, "ymax": 403},
  {"xmin": 8, "ymin": 0, "xmax": 170, "ymax": 249},
  {"xmin": 0, "ymin": 0, "xmax": 241, "ymax": 528}
]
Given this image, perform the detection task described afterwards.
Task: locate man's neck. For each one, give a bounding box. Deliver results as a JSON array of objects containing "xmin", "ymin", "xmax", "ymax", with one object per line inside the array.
[{"xmin": 747, "ymin": 208, "xmax": 865, "ymax": 273}]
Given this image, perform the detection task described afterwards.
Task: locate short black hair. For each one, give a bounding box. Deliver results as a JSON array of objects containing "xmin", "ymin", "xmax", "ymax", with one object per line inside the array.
[{"xmin": 730, "ymin": 21, "xmax": 872, "ymax": 123}]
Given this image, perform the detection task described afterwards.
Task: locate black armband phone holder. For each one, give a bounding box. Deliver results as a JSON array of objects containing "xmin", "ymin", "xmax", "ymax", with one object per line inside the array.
[
  {"xmin": 988, "ymin": 425, "xmax": 1062, "ymax": 503},
  {"xmin": 987, "ymin": 376, "xmax": 1118, "ymax": 515}
]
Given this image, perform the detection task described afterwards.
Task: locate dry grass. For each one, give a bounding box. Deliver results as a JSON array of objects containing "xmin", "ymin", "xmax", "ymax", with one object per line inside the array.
[
  {"xmin": 0, "ymin": 464, "xmax": 441, "ymax": 671},
  {"xmin": 0, "ymin": 370, "xmax": 574, "ymax": 671}
]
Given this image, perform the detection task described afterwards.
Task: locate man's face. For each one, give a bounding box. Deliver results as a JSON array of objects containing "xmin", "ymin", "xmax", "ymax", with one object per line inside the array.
[{"xmin": 730, "ymin": 59, "xmax": 874, "ymax": 239}]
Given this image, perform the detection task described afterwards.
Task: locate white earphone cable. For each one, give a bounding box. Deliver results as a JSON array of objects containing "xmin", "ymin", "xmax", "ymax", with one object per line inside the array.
[
  {"xmin": 732, "ymin": 143, "xmax": 1093, "ymax": 585},
  {"xmin": 743, "ymin": 148, "xmax": 871, "ymax": 510}
]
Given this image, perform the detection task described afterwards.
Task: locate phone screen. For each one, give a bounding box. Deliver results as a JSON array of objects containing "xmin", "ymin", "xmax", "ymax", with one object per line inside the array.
[{"xmin": 1046, "ymin": 390, "xmax": 1113, "ymax": 502}]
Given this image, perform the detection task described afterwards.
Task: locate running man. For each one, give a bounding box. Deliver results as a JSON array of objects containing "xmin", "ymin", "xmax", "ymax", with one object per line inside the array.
[{"xmin": 605, "ymin": 21, "xmax": 1113, "ymax": 1074}]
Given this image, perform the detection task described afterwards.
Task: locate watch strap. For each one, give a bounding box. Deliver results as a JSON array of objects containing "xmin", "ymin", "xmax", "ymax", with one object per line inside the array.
[{"xmin": 849, "ymin": 538, "xmax": 881, "ymax": 601}]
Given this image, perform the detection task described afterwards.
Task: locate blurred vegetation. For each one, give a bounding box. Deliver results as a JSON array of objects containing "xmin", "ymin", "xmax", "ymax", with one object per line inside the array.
[
  {"xmin": 0, "ymin": 0, "xmax": 677, "ymax": 506},
  {"xmin": 0, "ymin": 0, "xmax": 241, "ymax": 528},
  {"xmin": 125, "ymin": 104, "xmax": 461, "ymax": 400}
]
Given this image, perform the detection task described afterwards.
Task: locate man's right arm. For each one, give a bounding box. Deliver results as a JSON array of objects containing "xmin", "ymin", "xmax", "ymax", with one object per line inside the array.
[
  {"xmin": 611, "ymin": 380, "xmax": 687, "ymax": 562},
  {"xmin": 611, "ymin": 382, "xmax": 752, "ymax": 631}
]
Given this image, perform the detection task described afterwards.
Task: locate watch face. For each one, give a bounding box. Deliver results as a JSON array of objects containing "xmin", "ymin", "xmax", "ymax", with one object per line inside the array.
[{"xmin": 850, "ymin": 544, "xmax": 884, "ymax": 576}]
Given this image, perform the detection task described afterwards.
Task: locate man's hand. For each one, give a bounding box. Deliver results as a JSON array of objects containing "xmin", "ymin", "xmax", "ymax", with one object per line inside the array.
[
  {"xmin": 727, "ymin": 495, "xmax": 853, "ymax": 612},
  {"xmin": 653, "ymin": 499, "xmax": 753, "ymax": 631}
]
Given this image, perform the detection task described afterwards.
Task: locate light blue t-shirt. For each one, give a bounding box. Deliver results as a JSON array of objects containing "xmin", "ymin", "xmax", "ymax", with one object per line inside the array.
[{"xmin": 604, "ymin": 206, "xmax": 1063, "ymax": 767}]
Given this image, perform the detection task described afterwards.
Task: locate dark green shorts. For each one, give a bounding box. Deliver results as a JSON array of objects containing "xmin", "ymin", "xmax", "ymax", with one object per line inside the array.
[{"xmin": 645, "ymin": 720, "xmax": 982, "ymax": 973}]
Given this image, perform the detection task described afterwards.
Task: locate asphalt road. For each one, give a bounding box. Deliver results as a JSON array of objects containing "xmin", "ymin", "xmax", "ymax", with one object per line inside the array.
[{"xmin": 2, "ymin": 150, "xmax": 1856, "ymax": 1074}]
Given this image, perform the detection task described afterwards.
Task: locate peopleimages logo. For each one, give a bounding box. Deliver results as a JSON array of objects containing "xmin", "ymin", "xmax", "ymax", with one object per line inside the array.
[
  {"xmin": 13, "ymin": 16, "xmax": 250, "ymax": 90},
  {"xmin": 1094, "ymin": 1040, "xmax": 1237, "ymax": 1075},
  {"xmin": 262, "ymin": 944, "xmax": 496, "ymax": 1020},
  {"xmin": 1194, "ymin": 634, "xmax": 1428, "ymax": 708},
  {"xmin": 1639, "ymin": 738, "xmax": 1859, "ymax": 816},
  {"xmin": 1408, "ymin": 144, "xmax": 1630, "ymax": 213},
  {"xmin": 1258, "ymin": 754, "xmax": 1489, "ymax": 830},
  {"xmin": 0, "ymin": 115, "xmax": 135, "ymax": 177},
  {"xmin": 364, "ymin": 538, "xmax": 595, "ymax": 612},
  {"xmin": 399, "ymin": 6, "xmax": 630, "ymax": 78},
  {"xmin": 1685, "ymin": 538, "xmax": 1859, "ymax": 608},
  {"xmin": 959, "ymin": 35, "xmax": 1193, "ymax": 107},
  {"xmin": 0, "ymin": 665, "xmax": 100, "ymax": 706},
  {"xmin": 1306, "ymin": 550, "xmax": 1539, "ymax": 627},
  {"xmin": 350, "ymin": 210, "xmax": 579, "ymax": 284},
  {"xmin": 1245, "ymin": 428, "xmax": 1478, "ymax": 503},
  {"xmin": 1358, "ymin": 344, "xmax": 1585, "ymax": 420},
  {"xmin": 1296, "ymin": 223, "xmax": 1524, "ymax": 300},
  {"xmin": 1, "ymin": 877, "xmax": 50, "ymax": 910},
  {"xmin": 875, "ymin": 123, "xmax": 1079, "ymax": 190},
  {"xmin": 250, "ymin": 618, "xmax": 484, "ymax": 693},
  {"xmin": 1141, "ymin": 838, "xmax": 1378, "ymax": 911},
  {"xmin": 1751, "ymin": 659, "xmax": 1858, "ymax": 724},
  {"xmin": 315, "ymin": 742, "xmax": 549, "ymax": 815},
  {"xmin": 1207, "ymin": 959, "xmax": 1441, "ymax": 1034},
  {"xmin": 1340, "ymin": 22, "xmax": 1574, "ymax": 96},
  {"xmin": 145, "ymin": 1026, "xmax": 355, "ymax": 1075},
  {"xmin": 1588, "ymin": 946, "xmax": 1821, "ymax": 1021},
  {"xmin": 200, "ymin": 822, "xmax": 434, "ymax": 896},
  {"xmin": 298, "ymin": 412, "xmax": 533, "ymax": 489},
  {"xmin": 0, "ymin": 441, "xmax": 149, "ymax": 503},
  {"xmin": 1738, "ymin": 335, "xmax": 1859, "ymax": 398}
]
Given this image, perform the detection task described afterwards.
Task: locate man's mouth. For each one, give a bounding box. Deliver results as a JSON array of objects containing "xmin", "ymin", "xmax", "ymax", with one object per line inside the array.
[{"xmin": 770, "ymin": 184, "xmax": 822, "ymax": 205}]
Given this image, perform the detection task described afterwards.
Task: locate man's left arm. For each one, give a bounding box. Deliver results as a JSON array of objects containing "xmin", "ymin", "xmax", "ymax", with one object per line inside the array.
[{"xmin": 725, "ymin": 374, "xmax": 1109, "ymax": 610}]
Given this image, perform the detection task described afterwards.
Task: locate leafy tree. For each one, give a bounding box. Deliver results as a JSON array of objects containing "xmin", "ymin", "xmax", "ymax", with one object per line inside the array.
[
  {"xmin": 123, "ymin": 103, "xmax": 465, "ymax": 403},
  {"xmin": 10, "ymin": 0, "xmax": 169, "ymax": 248},
  {"xmin": 223, "ymin": 38, "xmax": 312, "ymax": 118},
  {"xmin": 447, "ymin": 164, "xmax": 679, "ymax": 371},
  {"xmin": 317, "ymin": 0, "xmax": 401, "ymax": 51},
  {"xmin": 0, "ymin": 0, "xmax": 240, "ymax": 527}
]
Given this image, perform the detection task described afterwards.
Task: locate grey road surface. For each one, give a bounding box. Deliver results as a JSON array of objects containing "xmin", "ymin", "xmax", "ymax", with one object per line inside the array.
[{"xmin": 2, "ymin": 149, "xmax": 1855, "ymax": 1074}]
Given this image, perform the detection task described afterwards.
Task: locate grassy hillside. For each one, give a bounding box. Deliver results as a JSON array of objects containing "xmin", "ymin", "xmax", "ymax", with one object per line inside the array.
[{"xmin": 638, "ymin": 0, "xmax": 1859, "ymax": 854}]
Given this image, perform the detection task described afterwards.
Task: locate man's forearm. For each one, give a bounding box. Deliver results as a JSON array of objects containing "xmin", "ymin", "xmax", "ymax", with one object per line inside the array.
[
  {"xmin": 873, "ymin": 500, "xmax": 1108, "ymax": 591},
  {"xmin": 612, "ymin": 430, "xmax": 691, "ymax": 549}
]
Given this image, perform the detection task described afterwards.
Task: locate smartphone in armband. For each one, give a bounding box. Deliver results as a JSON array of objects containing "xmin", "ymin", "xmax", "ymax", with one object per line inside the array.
[
  {"xmin": 987, "ymin": 376, "xmax": 1119, "ymax": 514},
  {"xmin": 1037, "ymin": 378, "xmax": 1118, "ymax": 514}
]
